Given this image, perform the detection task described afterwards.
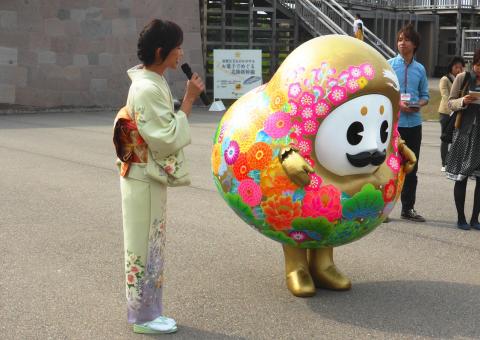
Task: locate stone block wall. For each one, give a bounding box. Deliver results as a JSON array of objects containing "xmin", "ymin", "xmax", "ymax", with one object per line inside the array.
[{"xmin": 0, "ymin": 0, "xmax": 203, "ymax": 108}]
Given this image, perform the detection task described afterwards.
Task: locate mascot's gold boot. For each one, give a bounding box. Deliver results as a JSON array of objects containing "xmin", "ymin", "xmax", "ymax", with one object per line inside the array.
[
  {"xmin": 308, "ymin": 247, "xmax": 351, "ymax": 291},
  {"xmin": 282, "ymin": 245, "xmax": 315, "ymax": 297}
]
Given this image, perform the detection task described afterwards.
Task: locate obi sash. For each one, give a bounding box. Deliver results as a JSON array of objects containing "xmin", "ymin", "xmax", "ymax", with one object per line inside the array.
[{"xmin": 113, "ymin": 107, "xmax": 148, "ymax": 177}]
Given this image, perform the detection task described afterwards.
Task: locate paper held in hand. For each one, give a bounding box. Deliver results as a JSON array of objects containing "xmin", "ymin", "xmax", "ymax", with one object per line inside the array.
[{"xmin": 469, "ymin": 90, "xmax": 480, "ymax": 105}]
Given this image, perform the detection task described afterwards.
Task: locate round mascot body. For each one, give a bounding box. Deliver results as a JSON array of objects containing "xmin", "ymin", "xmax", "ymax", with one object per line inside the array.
[{"xmin": 212, "ymin": 35, "xmax": 404, "ymax": 249}]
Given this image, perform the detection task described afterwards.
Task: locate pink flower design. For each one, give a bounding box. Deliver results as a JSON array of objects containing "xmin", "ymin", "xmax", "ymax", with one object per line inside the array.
[
  {"xmin": 289, "ymin": 231, "xmax": 307, "ymax": 242},
  {"xmin": 301, "ymin": 185, "xmax": 342, "ymax": 222},
  {"xmin": 288, "ymin": 100, "xmax": 299, "ymax": 116},
  {"xmin": 305, "ymin": 173, "xmax": 323, "ymax": 191},
  {"xmin": 264, "ymin": 112, "xmax": 292, "ymax": 138},
  {"xmin": 218, "ymin": 124, "xmax": 226, "ymax": 143},
  {"xmin": 346, "ymin": 77, "xmax": 360, "ymax": 93},
  {"xmin": 328, "ymin": 86, "xmax": 347, "ymax": 106},
  {"xmin": 300, "ymin": 105, "xmax": 314, "ymax": 120},
  {"xmin": 387, "ymin": 154, "xmax": 401, "ymax": 173},
  {"xmin": 224, "ymin": 140, "xmax": 240, "ymax": 165},
  {"xmin": 361, "ymin": 63, "xmax": 375, "ymax": 80},
  {"xmin": 164, "ymin": 165, "xmax": 174, "ymax": 175},
  {"xmin": 327, "ymin": 78, "xmax": 338, "ymax": 87},
  {"xmin": 300, "ymin": 92, "xmax": 315, "ymax": 107},
  {"xmin": 393, "ymin": 137, "xmax": 399, "ymax": 153},
  {"xmin": 312, "ymin": 85, "xmax": 324, "ymax": 99},
  {"xmin": 338, "ymin": 71, "xmax": 349, "ymax": 81},
  {"xmin": 127, "ymin": 273, "xmax": 137, "ymax": 285},
  {"xmin": 130, "ymin": 265, "xmax": 139, "ymax": 274},
  {"xmin": 393, "ymin": 121, "xmax": 400, "ymax": 137},
  {"xmin": 290, "ymin": 123, "xmax": 302, "ymax": 140},
  {"xmin": 288, "ymin": 83, "xmax": 302, "ymax": 100},
  {"xmin": 304, "ymin": 156, "xmax": 315, "ymax": 167},
  {"xmin": 302, "ymin": 119, "xmax": 319, "ymax": 135},
  {"xmin": 238, "ymin": 179, "xmax": 262, "ymax": 207},
  {"xmin": 348, "ymin": 66, "xmax": 362, "ymax": 79},
  {"xmin": 297, "ymin": 138, "xmax": 312, "ymax": 156},
  {"xmin": 314, "ymin": 100, "xmax": 331, "ymax": 117}
]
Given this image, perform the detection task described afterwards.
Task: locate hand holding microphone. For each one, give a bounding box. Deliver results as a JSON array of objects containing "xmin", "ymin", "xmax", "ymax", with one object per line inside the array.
[{"xmin": 181, "ymin": 63, "xmax": 209, "ymax": 106}]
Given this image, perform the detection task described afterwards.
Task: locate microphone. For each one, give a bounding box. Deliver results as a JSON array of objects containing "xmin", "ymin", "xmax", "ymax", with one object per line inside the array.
[{"xmin": 181, "ymin": 63, "xmax": 211, "ymax": 106}]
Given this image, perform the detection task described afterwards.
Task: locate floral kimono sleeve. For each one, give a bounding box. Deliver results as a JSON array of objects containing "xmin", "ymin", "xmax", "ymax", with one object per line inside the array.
[{"xmin": 134, "ymin": 85, "xmax": 191, "ymax": 160}]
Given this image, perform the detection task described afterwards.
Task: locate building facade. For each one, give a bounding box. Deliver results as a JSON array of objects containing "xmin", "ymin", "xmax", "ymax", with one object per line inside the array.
[
  {"xmin": 0, "ymin": 0, "xmax": 203, "ymax": 108},
  {"xmin": 1, "ymin": 0, "xmax": 479, "ymax": 108}
]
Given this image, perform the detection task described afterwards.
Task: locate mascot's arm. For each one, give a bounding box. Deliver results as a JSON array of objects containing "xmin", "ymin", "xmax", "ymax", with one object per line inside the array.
[
  {"xmin": 279, "ymin": 147, "xmax": 314, "ymax": 187},
  {"xmin": 398, "ymin": 138, "xmax": 417, "ymax": 174}
]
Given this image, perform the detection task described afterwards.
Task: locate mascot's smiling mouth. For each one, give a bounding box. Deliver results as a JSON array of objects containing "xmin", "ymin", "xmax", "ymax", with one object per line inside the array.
[{"xmin": 346, "ymin": 150, "xmax": 386, "ymax": 167}]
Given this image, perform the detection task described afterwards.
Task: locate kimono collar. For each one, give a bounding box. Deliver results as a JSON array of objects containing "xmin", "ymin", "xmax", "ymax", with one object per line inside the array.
[{"xmin": 127, "ymin": 65, "xmax": 166, "ymax": 84}]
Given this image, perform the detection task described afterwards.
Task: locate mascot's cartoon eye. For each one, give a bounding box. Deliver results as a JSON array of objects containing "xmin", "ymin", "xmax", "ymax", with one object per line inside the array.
[
  {"xmin": 380, "ymin": 120, "xmax": 389, "ymax": 143},
  {"xmin": 347, "ymin": 121, "xmax": 364, "ymax": 145}
]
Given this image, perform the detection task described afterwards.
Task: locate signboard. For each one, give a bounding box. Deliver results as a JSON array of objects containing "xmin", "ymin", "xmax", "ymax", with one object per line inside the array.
[{"xmin": 213, "ymin": 49, "xmax": 263, "ymax": 99}]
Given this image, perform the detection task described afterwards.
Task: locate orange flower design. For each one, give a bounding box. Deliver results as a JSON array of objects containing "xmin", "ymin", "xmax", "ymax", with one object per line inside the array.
[
  {"xmin": 270, "ymin": 89, "xmax": 287, "ymax": 111},
  {"xmin": 233, "ymin": 153, "xmax": 250, "ymax": 180},
  {"xmin": 211, "ymin": 143, "xmax": 222, "ymax": 175},
  {"xmin": 261, "ymin": 195, "xmax": 302, "ymax": 230},
  {"xmin": 260, "ymin": 158, "xmax": 298, "ymax": 196},
  {"xmin": 247, "ymin": 142, "xmax": 273, "ymax": 170}
]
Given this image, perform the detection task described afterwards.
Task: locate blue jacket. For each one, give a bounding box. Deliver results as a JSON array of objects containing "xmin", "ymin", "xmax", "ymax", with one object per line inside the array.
[{"xmin": 388, "ymin": 54, "xmax": 429, "ymax": 128}]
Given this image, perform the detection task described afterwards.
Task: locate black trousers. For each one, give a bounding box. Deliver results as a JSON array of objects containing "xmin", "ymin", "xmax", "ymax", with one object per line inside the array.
[
  {"xmin": 439, "ymin": 114, "xmax": 449, "ymax": 166},
  {"xmin": 398, "ymin": 125, "xmax": 422, "ymax": 211}
]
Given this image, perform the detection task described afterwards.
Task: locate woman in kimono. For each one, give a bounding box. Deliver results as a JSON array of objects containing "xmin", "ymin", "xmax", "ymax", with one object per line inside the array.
[
  {"xmin": 446, "ymin": 48, "xmax": 480, "ymax": 230},
  {"xmin": 116, "ymin": 19, "xmax": 204, "ymax": 334}
]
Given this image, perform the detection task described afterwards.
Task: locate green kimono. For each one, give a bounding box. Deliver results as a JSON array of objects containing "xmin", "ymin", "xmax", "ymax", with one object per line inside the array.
[{"xmin": 120, "ymin": 65, "xmax": 191, "ymax": 324}]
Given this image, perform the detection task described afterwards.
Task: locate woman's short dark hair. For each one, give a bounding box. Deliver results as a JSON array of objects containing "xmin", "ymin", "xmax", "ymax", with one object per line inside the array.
[
  {"xmin": 473, "ymin": 49, "xmax": 480, "ymax": 65},
  {"xmin": 447, "ymin": 56, "xmax": 465, "ymax": 74},
  {"xmin": 137, "ymin": 19, "xmax": 183, "ymax": 66},
  {"xmin": 397, "ymin": 23, "xmax": 420, "ymax": 54}
]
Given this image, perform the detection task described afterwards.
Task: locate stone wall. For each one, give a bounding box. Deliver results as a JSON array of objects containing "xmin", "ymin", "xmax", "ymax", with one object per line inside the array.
[{"xmin": 0, "ymin": 0, "xmax": 203, "ymax": 108}]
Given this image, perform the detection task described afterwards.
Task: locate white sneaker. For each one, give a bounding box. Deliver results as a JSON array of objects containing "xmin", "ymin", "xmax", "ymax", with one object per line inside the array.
[
  {"xmin": 441, "ymin": 166, "xmax": 446, "ymax": 172},
  {"xmin": 133, "ymin": 316, "xmax": 177, "ymax": 334},
  {"xmin": 151, "ymin": 316, "xmax": 176, "ymax": 328}
]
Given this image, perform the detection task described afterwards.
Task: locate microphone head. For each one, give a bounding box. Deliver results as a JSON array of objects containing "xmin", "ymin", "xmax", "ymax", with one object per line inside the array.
[{"xmin": 181, "ymin": 63, "xmax": 192, "ymax": 76}]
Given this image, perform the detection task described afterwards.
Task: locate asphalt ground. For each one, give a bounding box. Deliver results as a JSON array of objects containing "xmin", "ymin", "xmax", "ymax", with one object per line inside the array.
[{"xmin": 1, "ymin": 108, "xmax": 479, "ymax": 339}]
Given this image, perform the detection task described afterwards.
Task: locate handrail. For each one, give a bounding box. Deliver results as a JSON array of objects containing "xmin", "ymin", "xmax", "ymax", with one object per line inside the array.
[
  {"xmin": 336, "ymin": 0, "xmax": 480, "ymax": 10},
  {"xmin": 314, "ymin": 0, "xmax": 396, "ymax": 58},
  {"xmin": 277, "ymin": 0, "xmax": 396, "ymax": 59}
]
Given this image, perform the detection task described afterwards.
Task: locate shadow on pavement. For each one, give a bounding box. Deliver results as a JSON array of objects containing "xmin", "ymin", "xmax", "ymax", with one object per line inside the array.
[
  {"xmin": 139, "ymin": 325, "xmax": 246, "ymax": 339},
  {"xmin": 306, "ymin": 280, "xmax": 480, "ymax": 338}
]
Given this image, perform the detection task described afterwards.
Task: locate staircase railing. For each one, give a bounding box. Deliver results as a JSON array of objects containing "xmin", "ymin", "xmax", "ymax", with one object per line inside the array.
[
  {"xmin": 279, "ymin": 0, "xmax": 345, "ymax": 35},
  {"xmin": 335, "ymin": 0, "xmax": 480, "ymax": 10},
  {"xmin": 278, "ymin": 0, "xmax": 396, "ymax": 59},
  {"xmin": 462, "ymin": 29, "xmax": 480, "ymax": 61}
]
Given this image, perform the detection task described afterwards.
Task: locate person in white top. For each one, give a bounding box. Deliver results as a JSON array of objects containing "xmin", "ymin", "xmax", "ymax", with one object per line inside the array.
[
  {"xmin": 353, "ymin": 14, "xmax": 363, "ymax": 34},
  {"xmin": 353, "ymin": 14, "xmax": 364, "ymax": 41}
]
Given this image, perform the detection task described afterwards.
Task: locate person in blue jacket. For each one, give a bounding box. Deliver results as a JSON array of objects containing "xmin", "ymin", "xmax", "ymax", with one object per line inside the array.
[{"xmin": 388, "ymin": 23, "xmax": 429, "ymax": 222}]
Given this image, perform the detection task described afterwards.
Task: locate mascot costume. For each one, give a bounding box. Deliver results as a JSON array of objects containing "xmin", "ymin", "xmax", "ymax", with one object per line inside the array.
[{"xmin": 211, "ymin": 35, "xmax": 416, "ymax": 297}]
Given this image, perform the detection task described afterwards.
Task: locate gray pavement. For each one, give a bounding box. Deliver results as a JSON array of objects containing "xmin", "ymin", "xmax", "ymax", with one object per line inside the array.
[{"xmin": 1, "ymin": 108, "xmax": 480, "ymax": 339}]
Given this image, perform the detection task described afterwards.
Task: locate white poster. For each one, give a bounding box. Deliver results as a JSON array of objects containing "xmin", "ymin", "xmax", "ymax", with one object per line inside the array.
[{"xmin": 213, "ymin": 49, "xmax": 263, "ymax": 99}]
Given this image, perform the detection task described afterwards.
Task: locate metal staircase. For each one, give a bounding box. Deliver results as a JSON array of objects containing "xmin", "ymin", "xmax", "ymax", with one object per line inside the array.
[{"xmin": 277, "ymin": 0, "xmax": 396, "ymax": 59}]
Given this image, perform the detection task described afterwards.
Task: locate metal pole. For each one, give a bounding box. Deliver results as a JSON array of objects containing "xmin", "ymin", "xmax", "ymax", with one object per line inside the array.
[{"xmin": 456, "ymin": 11, "xmax": 462, "ymax": 55}]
